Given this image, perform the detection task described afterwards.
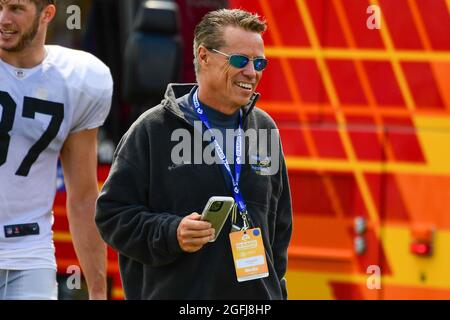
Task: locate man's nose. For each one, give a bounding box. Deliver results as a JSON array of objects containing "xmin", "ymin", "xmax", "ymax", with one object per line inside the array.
[
  {"xmin": 241, "ymin": 61, "xmax": 257, "ymax": 78},
  {"xmin": 0, "ymin": 9, "xmax": 13, "ymax": 26}
]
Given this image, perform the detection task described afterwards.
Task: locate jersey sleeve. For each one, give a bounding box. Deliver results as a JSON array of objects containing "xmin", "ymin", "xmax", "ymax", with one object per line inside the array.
[{"xmin": 70, "ymin": 62, "xmax": 113, "ymax": 133}]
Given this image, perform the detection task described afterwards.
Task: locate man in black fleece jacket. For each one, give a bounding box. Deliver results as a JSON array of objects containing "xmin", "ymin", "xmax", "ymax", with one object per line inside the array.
[{"xmin": 95, "ymin": 9, "xmax": 293, "ymax": 300}]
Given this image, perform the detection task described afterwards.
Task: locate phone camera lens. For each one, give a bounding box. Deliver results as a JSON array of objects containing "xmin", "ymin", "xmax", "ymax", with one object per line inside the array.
[{"xmin": 210, "ymin": 201, "xmax": 223, "ymax": 212}]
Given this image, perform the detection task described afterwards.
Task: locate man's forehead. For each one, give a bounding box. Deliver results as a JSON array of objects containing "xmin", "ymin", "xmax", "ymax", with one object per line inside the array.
[{"xmin": 222, "ymin": 27, "xmax": 264, "ymax": 48}]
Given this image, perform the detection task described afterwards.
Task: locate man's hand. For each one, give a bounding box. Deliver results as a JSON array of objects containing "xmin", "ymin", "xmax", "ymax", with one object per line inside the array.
[{"xmin": 177, "ymin": 212, "xmax": 215, "ymax": 252}]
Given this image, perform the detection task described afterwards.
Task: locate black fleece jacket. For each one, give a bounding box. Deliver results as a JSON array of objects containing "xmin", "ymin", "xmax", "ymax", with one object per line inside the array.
[{"xmin": 95, "ymin": 84, "xmax": 293, "ymax": 300}]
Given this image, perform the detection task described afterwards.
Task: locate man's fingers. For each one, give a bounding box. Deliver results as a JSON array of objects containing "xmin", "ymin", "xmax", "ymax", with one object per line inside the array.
[
  {"xmin": 177, "ymin": 212, "xmax": 216, "ymax": 253},
  {"xmin": 181, "ymin": 228, "xmax": 215, "ymax": 239},
  {"xmin": 183, "ymin": 235, "xmax": 214, "ymax": 247},
  {"xmin": 179, "ymin": 234, "xmax": 215, "ymax": 253},
  {"xmin": 186, "ymin": 220, "xmax": 212, "ymax": 230},
  {"xmin": 186, "ymin": 212, "xmax": 202, "ymax": 220},
  {"xmin": 181, "ymin": 213, "xmax": 212, "ymax": 230}
]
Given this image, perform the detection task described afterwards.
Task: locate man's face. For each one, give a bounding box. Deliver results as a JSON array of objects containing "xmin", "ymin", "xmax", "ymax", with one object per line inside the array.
[
  {"xmin": 204, "ymin": 26, "xmax": 265, "ymax": 111},
  {"xmin": 0, "ymin": 0, "xmax": 41, "ymax": 52}
]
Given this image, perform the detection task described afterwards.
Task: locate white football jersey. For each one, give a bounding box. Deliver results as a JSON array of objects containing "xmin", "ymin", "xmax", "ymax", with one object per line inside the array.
[{"xmin": 0, "ymin": 45, "xmax": 113, "ymax": 270}]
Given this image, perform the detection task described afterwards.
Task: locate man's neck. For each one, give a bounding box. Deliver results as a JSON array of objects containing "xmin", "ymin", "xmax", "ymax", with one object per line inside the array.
[
  {"xmin": 197, "ymin": 86, "xmax": 239, "ymax": 116},
  {"xmin": 0, "ymin": 45, "xmax": 46, "ymax": 69}
]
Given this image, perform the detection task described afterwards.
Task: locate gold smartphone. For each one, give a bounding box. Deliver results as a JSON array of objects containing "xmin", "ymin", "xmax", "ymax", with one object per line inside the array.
[{"xmin": 201, "ymin": 196, "xmax": 235, "ymax": 242}]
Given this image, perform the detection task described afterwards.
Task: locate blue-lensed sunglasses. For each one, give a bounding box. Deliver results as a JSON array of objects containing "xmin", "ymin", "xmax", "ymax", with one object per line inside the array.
[{"xmin": 209, "ymin": 48, "xmax": 268, "ymax": 71}]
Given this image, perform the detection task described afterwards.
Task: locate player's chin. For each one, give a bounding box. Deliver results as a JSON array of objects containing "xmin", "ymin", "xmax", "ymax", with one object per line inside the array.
[{"xmin": 0, "ymin": 42, "xmax": 20, "ymax": 52}]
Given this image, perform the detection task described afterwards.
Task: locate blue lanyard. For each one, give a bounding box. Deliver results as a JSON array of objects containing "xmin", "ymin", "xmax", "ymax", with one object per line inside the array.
[{"xmin": 192, "ymin": 89, "xmax": 248, "ymax": 215}]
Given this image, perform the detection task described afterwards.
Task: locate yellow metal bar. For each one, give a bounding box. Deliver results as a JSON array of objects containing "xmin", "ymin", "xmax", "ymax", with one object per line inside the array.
[
  {"xmin": 265, "ymin": 47, "xmax": 450, "ymax": 62},
  {"xmin": 286, "ymin": 156, "xmax": 450, "ymax": 175}
]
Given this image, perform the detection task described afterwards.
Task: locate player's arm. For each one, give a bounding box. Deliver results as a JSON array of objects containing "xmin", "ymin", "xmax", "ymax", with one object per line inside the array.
[{"xmin": 60, "ymin": 128, "xmax": 107, "ymax": 300}]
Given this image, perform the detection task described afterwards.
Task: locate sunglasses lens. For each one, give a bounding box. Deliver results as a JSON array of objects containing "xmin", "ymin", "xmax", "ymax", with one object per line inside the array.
[
  {"xmin": 229, "ymin": 55, "xmax": 249, "ymax": 68},
  {"xmin": 228, "ymin": 53, "xmax": 268, "ymax": 71},
  {"xmin": 254, "ymin": 58, "xmax": 268, "ymax": 71}
]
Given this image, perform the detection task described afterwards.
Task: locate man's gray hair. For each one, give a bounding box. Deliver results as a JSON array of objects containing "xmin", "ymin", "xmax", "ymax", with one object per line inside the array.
[{"xmin": 193, "ymin": 9, "xmax": 267, "ymax": 79}]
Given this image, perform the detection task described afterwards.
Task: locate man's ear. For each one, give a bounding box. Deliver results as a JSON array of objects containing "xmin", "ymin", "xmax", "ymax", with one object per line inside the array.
[
  {"xmin": 41, "ymin": 4, "xmax": 56, "ymax": 24},
  {"xmin": 198, "ymin": 46, "xmax": 209, "ymax": 68}
]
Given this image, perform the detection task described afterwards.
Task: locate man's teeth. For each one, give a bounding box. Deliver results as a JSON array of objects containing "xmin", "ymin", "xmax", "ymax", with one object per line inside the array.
[
  {"xmin": 237, "ymin": 82, "xmax": 252, "ymax": 90},
  {"xmin": 1, "ymin": 30, "xmax": 17, "ymax": 34}
]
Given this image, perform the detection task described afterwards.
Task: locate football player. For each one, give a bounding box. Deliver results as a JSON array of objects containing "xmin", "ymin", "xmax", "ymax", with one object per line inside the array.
[{"xmin": 0, "ymin": 0, "xmax": 112, "ymax": 299}]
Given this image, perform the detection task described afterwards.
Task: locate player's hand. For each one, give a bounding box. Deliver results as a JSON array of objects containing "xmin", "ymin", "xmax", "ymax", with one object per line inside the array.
[
  {"xmin": 88, "ymin": 289, "xmax": 107, "ymax": 300},
  {"xmin": 177, "ymin": 212, "xmax": 215, "ymax": 253}
]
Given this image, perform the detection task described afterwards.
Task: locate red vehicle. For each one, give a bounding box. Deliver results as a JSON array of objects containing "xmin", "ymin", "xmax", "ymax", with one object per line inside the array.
[{"xmin": 52, "ymin": 0, "xmax": 450, "ymax": 299}]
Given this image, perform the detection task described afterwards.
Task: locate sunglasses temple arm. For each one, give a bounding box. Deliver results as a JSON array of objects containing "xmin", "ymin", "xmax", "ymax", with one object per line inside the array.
[{"xmin": 243, "ymin": 92, "xmax": 260, "ymax": 120}]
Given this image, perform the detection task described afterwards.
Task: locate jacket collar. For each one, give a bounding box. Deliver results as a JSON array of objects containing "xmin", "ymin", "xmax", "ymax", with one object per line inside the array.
[{"xmin": 162, "ymin": 83, "xmax": 259, "ymax": 124}]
